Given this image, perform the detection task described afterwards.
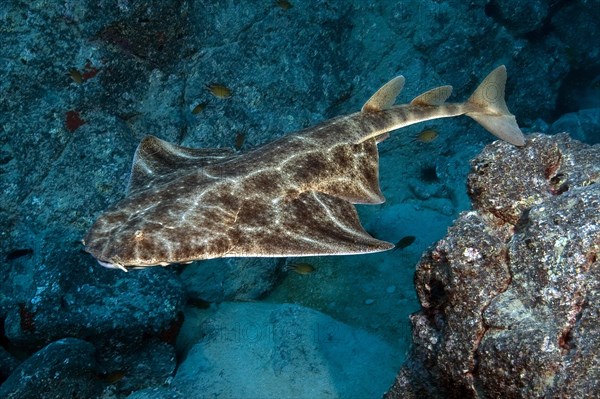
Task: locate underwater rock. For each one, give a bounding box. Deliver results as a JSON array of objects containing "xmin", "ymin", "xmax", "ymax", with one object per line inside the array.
[
  {"xmin": 96, "ymin": 339, "xmax": 178, "ymax": 397},
  {"xmin": 126, "ymin": 387, "xmax": 183, "ymax": 399},
  {"xmin": 1, "ymin": 253, "xmax": 185, "ymax": 396},
  {"xmin": 0, "ymin": 347, "xmax": 19, "ymax": 383},
  {"xmin": 486, "ymin": 0, "xmax": 549, "ymax": 36},
  {"xmin": 173, "ymin": 302, "xmax": 399, "ymax": 398},
  {"xmin": 386, "ymin": 133, "xmax": 600, "ymax": 398},
  {"xmin": 0, "ymin": 338, "xmax": 103, "ymax": 399},
  {"xmin": 3, "ymin": 265, "xmax": 185, "ymax": 349},
  {"xmin": 485, "ymin": 0, "xmax": 548, "ymax": 37},
  {"xmin": 1, "ymin": 259, "xmax": 184, "ymax": 394},
  {"xmin": 551, "ymin": 1, "xmax": 600, "ymax": 68},
  {"xmin": 468, "ymin": 133, "xmax": 598, "ymax": 225},
  {"xmin": 180, "ymin": 257, "xmax": 284, "ymax": 303},
  {"xmin": 550, "ymin": 109, "xmax": 600, "ymax": 145},
  {"xmin": 551, "ymin": 2, "xmax": 600, "ymax": 115}
]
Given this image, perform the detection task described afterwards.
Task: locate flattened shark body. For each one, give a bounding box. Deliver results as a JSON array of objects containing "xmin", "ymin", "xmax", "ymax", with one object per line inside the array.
[{"xmin": 84, "ymin": 66, "xmax": 525, "ymax": 271}]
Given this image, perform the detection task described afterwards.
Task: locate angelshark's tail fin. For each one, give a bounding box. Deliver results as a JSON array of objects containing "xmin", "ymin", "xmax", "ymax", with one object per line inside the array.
[{"xmin": 465, "ymin": 65, "xmax": 526, "ymax": 146}]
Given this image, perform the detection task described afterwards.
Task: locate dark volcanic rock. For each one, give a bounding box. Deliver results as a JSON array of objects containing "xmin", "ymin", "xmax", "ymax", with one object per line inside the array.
[
  {"xmin": 486, "ymin": 0, "xmax": 548, "ymax": 37},
  {"xmin": 551, "ymin": 1, "xmax": 600, "ymax": 68},
  {"xmin": 101, "ymin": 339, "xmax": 177, "ymax": 397},
  {"xmin": 550, "ymin": 109, "xmax": 600, "ymax": 145},
  {"xmin": 387, "ymin": 133, "xmax": 600, "ymax": 398},
  {"xmin": 0, "ymin": 338, "xmax": 103, "ymax": 399},
  {"xmin": 0, "ymin": 346, "xmax": 19, "ymax": 383},
  {"xmin": 468, "ymin": 133, "xmax": 598, "ymax": 224},
  {"xmin": 1, "ymin": 262, "xmax": 184, "ymax": 396},
  {"xmin": 3, "ymin": 265, "xmax": 185, "ymax": 350}
]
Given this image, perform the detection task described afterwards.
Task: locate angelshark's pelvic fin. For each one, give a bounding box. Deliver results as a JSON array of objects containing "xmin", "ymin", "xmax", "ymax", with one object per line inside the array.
[{"xmin": 465, "ymin": 65, "xmax": 525, "ymax": 146}]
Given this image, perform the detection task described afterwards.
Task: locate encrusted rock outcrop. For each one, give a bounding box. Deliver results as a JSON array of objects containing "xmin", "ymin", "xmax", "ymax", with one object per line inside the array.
[{"xmin": 387, "ymin": 133, "xmax": 600, "ymax": 398}]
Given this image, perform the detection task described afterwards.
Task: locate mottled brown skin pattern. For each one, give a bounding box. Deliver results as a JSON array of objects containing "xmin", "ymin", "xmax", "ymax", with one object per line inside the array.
[
  {"xmin": 83, "ymin": 104, "xmax": 470, "ymax": 269},
  {"xmin": 85, "ymin": 66, "xmax": 526, "ymax": 269}
]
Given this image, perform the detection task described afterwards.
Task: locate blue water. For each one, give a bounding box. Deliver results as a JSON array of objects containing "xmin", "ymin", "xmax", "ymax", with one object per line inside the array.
[{"xmin": 0, "ymin": 1, "xmax": 598, "ymax": 398}]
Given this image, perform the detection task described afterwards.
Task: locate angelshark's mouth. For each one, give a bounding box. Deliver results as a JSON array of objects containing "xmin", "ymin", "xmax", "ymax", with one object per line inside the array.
[{"xmin": 96, "ymin": 259, "xmax": 128, "ymax": 272}]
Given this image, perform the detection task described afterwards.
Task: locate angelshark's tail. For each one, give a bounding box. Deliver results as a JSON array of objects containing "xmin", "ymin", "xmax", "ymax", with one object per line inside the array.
[{"xmin": 465, "ymin": 65, "xmax": 525, "ymax": 146}]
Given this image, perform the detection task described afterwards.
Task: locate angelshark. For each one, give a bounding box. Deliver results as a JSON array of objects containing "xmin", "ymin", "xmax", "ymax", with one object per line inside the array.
[{"xmin": 84, "ymin": 65, "xmax": 525, "ymax": 271}]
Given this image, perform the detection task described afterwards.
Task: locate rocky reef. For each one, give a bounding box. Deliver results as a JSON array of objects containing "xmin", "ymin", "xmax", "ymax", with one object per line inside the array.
[{"xmin": 387, "ymin": 133, "xmax": 600, "ymax": 398}]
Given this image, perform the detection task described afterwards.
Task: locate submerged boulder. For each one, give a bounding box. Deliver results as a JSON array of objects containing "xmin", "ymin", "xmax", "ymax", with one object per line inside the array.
[
  {"xmin": 179, "ymin": 257, "xmax": 284, "ymax": 303},
  {"xmin": 173, "ymin": 302, "xmax": 400, "ymax": 399},
  {"xmin": 0, "ymin": 338, "xmax": 102, "ymax": 399},
  {"xmin": 387, "ymin": 133, "xmax": 600, "ymax": 398}
]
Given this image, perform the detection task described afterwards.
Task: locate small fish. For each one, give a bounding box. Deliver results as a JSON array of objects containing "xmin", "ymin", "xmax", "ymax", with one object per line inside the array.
[
  {"xmin": 234, "ymin": 132, "xmax": 245, "ymax": 150},
  {"xmin": 288, "ymin": 263, "xmax": 315, "ymax": 275},
  {"xmin": 412, "ymin": 128, "xmax": 438, "ymax": 143},
  {"xmin": 68, "ymin": 68, "xmax": 83, "ymax": 84},
  {"xmin": 276, "ymin": 0, "xmax": 293, "ymax": 10},
  {"xmin": 191, "ymin": 101, "xmax": 208, "ymax": 114},
  {"xmin": 394, "ymin": 235, "xmax": 416, "ymax": 250},
  {"xmin": 206, "ymin": 84, "xmax": 232, "ymax": 99}
]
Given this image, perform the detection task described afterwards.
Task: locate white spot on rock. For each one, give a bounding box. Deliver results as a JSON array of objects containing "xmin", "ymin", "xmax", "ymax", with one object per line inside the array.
[{"xmin": 463, "ymin": 247, "xmax": 481, "ymax": 262}]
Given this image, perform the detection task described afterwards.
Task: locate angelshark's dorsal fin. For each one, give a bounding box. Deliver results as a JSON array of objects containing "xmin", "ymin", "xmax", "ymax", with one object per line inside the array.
[
  {"xmin": 127, "ymin": 135, "xmax": 235, "ymax": 195},
  {"xmin": 361, "ymin": 76, "xmax": 405, "ymax": 112},
  {"xmin": 410, "ymin": 85, "xmax": 453, "ymax": 106}
]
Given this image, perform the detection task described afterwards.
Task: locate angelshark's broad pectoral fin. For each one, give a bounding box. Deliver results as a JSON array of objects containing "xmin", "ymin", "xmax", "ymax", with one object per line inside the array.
[
  {"xmin": 225, "ymin": 191, "xmax": 393, "ymax": 258},
  {"xmin": 127, "ymin": 135, "xmax": 235, "ymax": 194}
]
